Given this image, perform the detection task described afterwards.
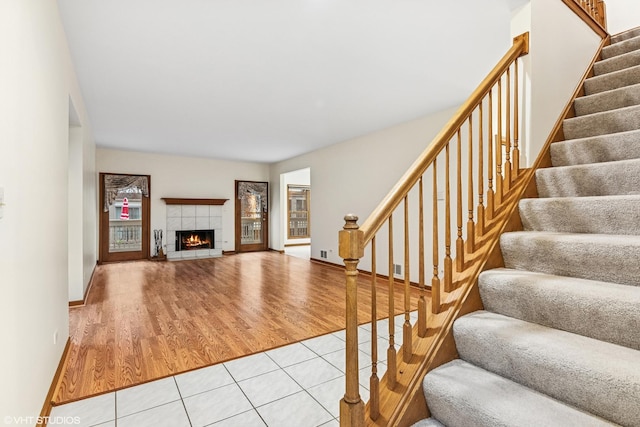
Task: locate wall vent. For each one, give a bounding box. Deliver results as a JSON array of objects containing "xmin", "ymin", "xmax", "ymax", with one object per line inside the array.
[{"xmin": 394, "ymin": 264, "xmax": 402, "ymax": 276}]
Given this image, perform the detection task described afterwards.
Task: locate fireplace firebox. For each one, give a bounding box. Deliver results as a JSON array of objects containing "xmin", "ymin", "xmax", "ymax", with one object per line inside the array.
[{"xmin": 176, "ymin": 230, "xmax": 215, "ymax": 251}]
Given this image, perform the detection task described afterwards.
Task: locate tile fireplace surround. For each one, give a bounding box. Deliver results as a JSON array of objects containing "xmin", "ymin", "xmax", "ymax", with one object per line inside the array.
[{"xmin": 165, "ymin": 202, "xmax": 224, "ymax": 260}]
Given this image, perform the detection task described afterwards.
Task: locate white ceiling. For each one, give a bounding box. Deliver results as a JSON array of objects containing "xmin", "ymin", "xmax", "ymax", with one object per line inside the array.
[{"xmin": 58, "ymin": 0, "xmax": 516, "ymax": 163}]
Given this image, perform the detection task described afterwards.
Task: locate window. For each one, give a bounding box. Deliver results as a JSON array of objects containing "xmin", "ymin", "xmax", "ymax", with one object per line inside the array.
[{"xmin": 288, "ymin": 185, "xmax": 310, "ymax": 239}]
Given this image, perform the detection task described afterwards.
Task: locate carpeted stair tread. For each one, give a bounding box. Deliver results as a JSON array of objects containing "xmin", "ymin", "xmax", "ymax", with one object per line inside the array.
[
  {"xmin": 454, "ymin": 311, "xmax": 640, "ymax": 427},
  {"xmin": 536, "ymin": 158, "xmax": 640, "ymax": 197},
  {"xmin": 575, "ymin": 83, "xmax": 640, "ymax": 116},
  {"xmin": 563, "ymin": 104, "xmax": 640, "ymax": 139},
  {"xmin": 594, "ymin": 48, "xmax": 640, "ymax": 75},
  {"xmin": 422, "ymin": 359, "xmax": 616, "ymax": 427},
  {"xmin": 519, "ymin": 195, "xmax": 640, "ymax": 234},
  {"xmin": 478, "ymin": 268, "xmax": 640, "ymax": 350},
  {"xmin": 500, "ymin": 231, "xmax": 640, "ymax": 286},
  {"xmin": 410, "ymin": 418, "xmax": 445, "ymax": 427},
  {"xmin": 601, "ymin": 35, "xmax": 640, "ymax": 60},
  {"xmin": 584, "ymin": 64, "xmax": 640, "ymax": 95},
  {"xmin": 550, "ymin": 128, "xmax": 640, "ymax": 166},
  {"xmin": 611, "ymin": 27, "xmax": 640, "ymax": 44}
]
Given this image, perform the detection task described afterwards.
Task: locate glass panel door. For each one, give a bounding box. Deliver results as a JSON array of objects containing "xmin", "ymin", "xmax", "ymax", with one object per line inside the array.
[
  {"xmin": 99, "ymin": 173, "xmax": 151, "ymax": 263},
  {"xmin": 235, "ymin": 181, "xmax": 268, "ymax": 252}
]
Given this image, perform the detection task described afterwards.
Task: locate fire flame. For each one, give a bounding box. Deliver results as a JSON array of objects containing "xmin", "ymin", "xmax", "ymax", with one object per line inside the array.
[{"xmin": 183, "ymin": 234, "xmax": 211, "ymax": 249}]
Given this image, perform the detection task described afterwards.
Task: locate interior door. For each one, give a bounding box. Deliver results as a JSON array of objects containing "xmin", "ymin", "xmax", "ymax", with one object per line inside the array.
[
  {"xmin": 99, "ymin": 173, "xmax": 151, "ymax": 263},
  {"xmin": 235, "ymin": 180, "xmax": 269, "ymax": 252}
]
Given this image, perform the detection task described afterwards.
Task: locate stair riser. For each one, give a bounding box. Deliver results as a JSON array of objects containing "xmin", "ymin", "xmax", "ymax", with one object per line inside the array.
[
  {"xmin": 536, "ymin": 159, "xmax": 640, "ymax": 198},
  {"xmin": 479, "ymin": 269, "xmax": 640, "ymax": 350},
  {"xmin": 584, "ymin": 65, "xmax": 640, "ymax": 95},
  {"xmin": 454, "ymin": 312, "xmax": 640, "ymax": 427},
  {"xmin": 550, "ymin": 130, "xmax": 640, "ymax": 166},
  {"xmin": 500, "ymin": 232, "xmax": 640, "ymax": 286},
  {"xmin": 574, "ymin": 84, "xmax": 640, "ymax": 116},
  {"xmin": 594, "ymin": 49, "xmax": 640, "ymax": 75},
  {"xmin": 519, "ymin": 196, "xmax": 640, "ymax": 234},
  {"xmin": 602, "ymin": 36, "xmax": 640, "ymax": 59},
  {"xmin": 563, "ymin": 106, "xmax": 640, "ymax": 140}
]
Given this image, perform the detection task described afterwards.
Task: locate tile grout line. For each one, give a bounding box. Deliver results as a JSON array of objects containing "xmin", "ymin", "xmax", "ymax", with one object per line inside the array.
[
  {"xmin": 172, "ymin": 376, "xmax": 194, "ymax": 427},
  {"xmin": 267, "ymin": 341, "xmax": 345, "ymax": 424},
  {"xmin": 223, "ymin": 360, "xmax": 271, "ymax": 426}
]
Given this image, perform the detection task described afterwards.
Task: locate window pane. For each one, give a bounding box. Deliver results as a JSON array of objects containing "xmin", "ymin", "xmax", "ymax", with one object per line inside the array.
[
  {"xmin": 108, "ymin": 187, "xmax": 142, "ymax": 252},
  {"xmin": 288, "ymin": 186, "xmax": 310, "ymax": 239}
]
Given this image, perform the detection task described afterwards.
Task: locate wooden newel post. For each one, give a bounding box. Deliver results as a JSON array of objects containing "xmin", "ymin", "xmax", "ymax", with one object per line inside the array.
[{"xmin": 339, "ymin": 214, "xmax": 365, "ymax": 427}]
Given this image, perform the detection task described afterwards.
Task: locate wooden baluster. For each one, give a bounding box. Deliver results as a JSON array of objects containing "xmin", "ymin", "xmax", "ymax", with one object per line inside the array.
[
  {"xmin": 444, "ymin": 142, "xmax": 453, "ymax": 292},
  {"xmin": 403, "ymin": 196, "xmax": 412, "ymax": 362},
  {"xmin": 487, "ymin": 89, "xmax": 495, "ymax": 220},
  {"xmin": 467, "ymin": 117, "xmax": 475, "ymax": 253},
  {"xmin": 418, "ymin": 177, "xmax": 427, "ymax": 337},
  {"xmin": 339, "ymin": 215, "xmax": 365, "ymax": 426},
  {"xmin": 477, "ymin": 102, "xmax": 485, "ymax": 236},
  {"xmin": 432, "ymin": 163, "xmax": 441, "ymax": 314},
  {"xmin": 386, "ymin": 215, "xmax": 396, "ymax": 388},
  {"xmin": 597, "ymin": 0, "xmax": 607, "ymax": 29},
  {"xmin": 369, "ymin": 237, "xmax": 379, "ymax": 420},
  {"xmin": 504, "ymin": 66, "xmax": 512, "ymax": 191},
  {"xmin": 513, "ymin": 60, "xmax": 520, "ymax": 178},
  {"xmin": 456, "ymin": 130, "xmax": 464, "ymax": 272},
  {"xmin": 496, "ymin": 76, "xmax": 504, "ymax": 206}
]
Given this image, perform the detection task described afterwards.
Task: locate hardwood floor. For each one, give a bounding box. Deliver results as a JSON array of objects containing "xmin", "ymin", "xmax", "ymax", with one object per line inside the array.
[{"xmin": 54, "ymin": 252, "xmax": 421, "ymax": 404}]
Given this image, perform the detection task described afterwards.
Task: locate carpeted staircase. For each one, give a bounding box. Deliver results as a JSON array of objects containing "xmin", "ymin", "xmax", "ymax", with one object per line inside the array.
[{"xmin": 414, "ymin": 27, "xmax": 640, "ymax": 427}]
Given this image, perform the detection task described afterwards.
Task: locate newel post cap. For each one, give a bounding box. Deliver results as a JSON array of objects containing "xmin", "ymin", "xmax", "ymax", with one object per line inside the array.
[{"xmin": 339, "ymin": 214, "xmax": 364, "ymax": 260}]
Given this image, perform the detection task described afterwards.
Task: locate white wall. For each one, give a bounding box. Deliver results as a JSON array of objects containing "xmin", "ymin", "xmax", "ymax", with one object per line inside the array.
[
  {"xmin": 270, "ymin": 107, "xmax": 458, "ymax": 265},
  {"xmin": 68, "ymin": 126, "xmax": 84, "ymax": 301},
  {"xmin": 512, "ymin": 0, "xmax": 602, "ymax": 167},
  {"xmin": 605, "ymin": 0, "xmax": 640, "ymax": 35},
  {"xmin": 0, "ymin": 0, "xmax": 96, "ymax": 420},
  {"xmin": 281, "ymin": 168, "xmax": 311, "ymax": 246},
  {"xmin": 96, "ymin": 149, "xmax": 270, "ymax": 252},
  {"xmin": 82, "ymin": 123, "xmax": 97, "ymax": 295},
  {"xmin": 68, "ymin": 123, "xmax": 96, "ymax": 302}
]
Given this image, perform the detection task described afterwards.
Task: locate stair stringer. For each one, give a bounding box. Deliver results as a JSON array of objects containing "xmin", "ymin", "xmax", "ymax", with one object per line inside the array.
[{"xmin": 378, "ymin": 34, "xmax": 611, "ymax": 427}]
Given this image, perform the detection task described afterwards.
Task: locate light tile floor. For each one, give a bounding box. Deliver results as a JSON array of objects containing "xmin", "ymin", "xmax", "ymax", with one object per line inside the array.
[{"xmin": 50, "ymin": 312, "xmax": 416, "ymax": 427}]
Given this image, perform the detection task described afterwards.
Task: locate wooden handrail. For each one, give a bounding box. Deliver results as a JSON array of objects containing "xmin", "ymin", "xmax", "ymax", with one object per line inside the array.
[
  {"xmin": 562, "ymin": 0, "xmax": 608, "ymax": 37},
  {"xmin": 359, "ymin": 32, "xmax": 529, "ymax": 245}
]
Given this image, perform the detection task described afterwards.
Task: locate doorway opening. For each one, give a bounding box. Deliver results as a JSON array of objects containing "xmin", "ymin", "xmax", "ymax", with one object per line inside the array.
[{"xmin": 281, "ymin": 168, "xmax": 311, "ymax": 260}]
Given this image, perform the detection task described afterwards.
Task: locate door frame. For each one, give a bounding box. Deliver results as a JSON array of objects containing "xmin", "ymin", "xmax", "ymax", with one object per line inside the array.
[
  {"xmin": 99, "ymin": 172, "xmax": 151, "ymax": 263},
  {"xmin": 235, "ymin": 180, "xmax": 269, "ymax": 252}
]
